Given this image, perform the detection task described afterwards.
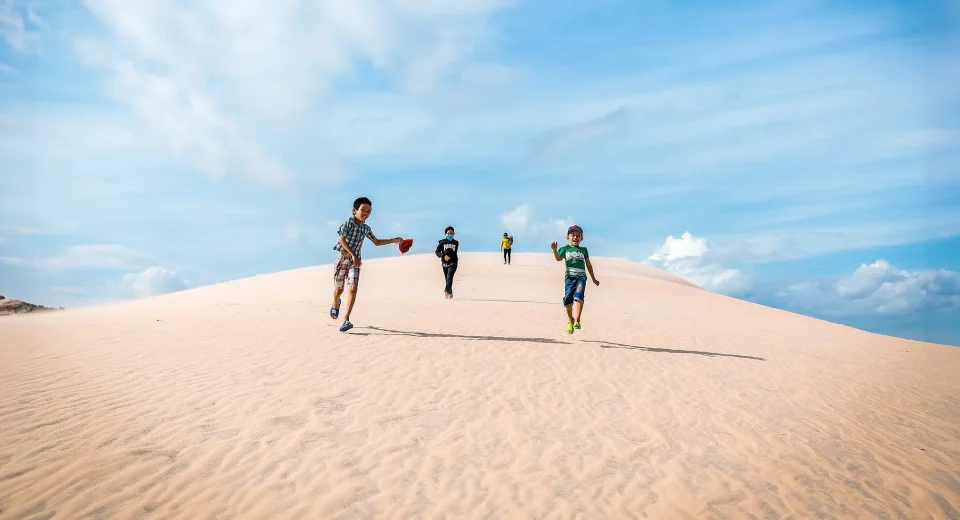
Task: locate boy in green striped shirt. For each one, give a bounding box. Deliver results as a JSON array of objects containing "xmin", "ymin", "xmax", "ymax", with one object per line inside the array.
[{"xmin": 551, "ymin": 224, "xmax": 600, "ymax": 334}]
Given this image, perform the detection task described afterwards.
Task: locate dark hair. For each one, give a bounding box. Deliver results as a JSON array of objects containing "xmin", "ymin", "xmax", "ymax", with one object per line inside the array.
[
  {"xmin": 353, "ymin": 197, "xmax": 372, "ymax": 210},
  {"xmin": 445, "ymin": 226, "xmax": 455, "ymax": 234}
]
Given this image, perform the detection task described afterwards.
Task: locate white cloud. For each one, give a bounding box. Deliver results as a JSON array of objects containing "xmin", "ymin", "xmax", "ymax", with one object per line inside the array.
[
  {"xmin": 0, "ymin": 63, "xmax": 16, "ymax": 74},
  {"xmin": 500, "ymin": 204, "xmax": 533, "ymax": 232},
  {"xmin": 70, "ymin": 0, "xmax": 515, "ymax": 189},
  {"xmin": 7, "ymin": 225, "xmax": 41, "ymax": 235},
  {"xmin": 643, "ymin": 232, "xmax": 960, "ymax": 321},
  {"xmin": 533, "ymin": 107, "xmax": 631, "ymax": 161},
  {"xmin": 835, "ymin": 259, "xmax": 904, "ymax": 299},
  {"xmin": 10, "ymin": 0, "xmax": 956, "ymax": 212},
  {"xmin": 776, "ymin": 260, "xmax": 960, "ymax": 316},
  {"xmin": 43, "ymin": 244, "xmax": 153, "ymax": 271},
  {"xmin": 7, "ymin": 244, "xmax": 155, "ymax": 271},
  {"xmin": 644, "ymin": 232, "xmax": 750, "ymax": 294},
  {"xmin": 118, "ymin": 266, "xmax": 190, "ymax": 298},
  {"xmin": 96, "ymin": 59, "xmax": 296, "ymax": 189},
  {"xmin": 647, "ymin": 231, "xmax": 709, "ymax": 262},
  {"xmin": 318, "ymin": 29, "xmax": 958, "ymax": 175},
  {"xmin": 0, "ymin": 255, "xmax": 28, "ymax": 266},
  {"xmin": 0, "ymin": 0, "xmax": 43, "ymax": 52},
  {"xmin": 499, "ymin": 203, "xmax": 574, "ymax": 239}
]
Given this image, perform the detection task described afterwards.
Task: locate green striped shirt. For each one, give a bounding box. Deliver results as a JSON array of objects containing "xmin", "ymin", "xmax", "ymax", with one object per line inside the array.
[{"xmin": 557, "ymin": 245, "xmax": 589, "ymax": 278}]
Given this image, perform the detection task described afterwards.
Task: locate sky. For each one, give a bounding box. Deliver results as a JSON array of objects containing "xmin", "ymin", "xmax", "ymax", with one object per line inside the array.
[{"xmin": 1, "ymin": 0, "xmax": 959, "ymax": 346}]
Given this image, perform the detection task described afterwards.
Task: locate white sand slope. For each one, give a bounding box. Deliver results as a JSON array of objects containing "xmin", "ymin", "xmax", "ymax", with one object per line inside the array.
[{"xmin": 1, "ymin": 252, "xmax": 958, "ymax": 519}]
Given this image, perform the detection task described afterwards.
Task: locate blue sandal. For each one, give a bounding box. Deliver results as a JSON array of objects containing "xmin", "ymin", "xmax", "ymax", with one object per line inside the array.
[
  {"xmin": 339, "ymin": 320, "xmax": 353, "ymax": 332},
  {"xmin": 330, "ymin": 299, "xmax": 341, "ymax": 319}
]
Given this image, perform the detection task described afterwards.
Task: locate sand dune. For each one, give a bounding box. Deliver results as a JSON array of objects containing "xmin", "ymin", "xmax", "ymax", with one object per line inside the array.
[
  {"xmin": 1, "ymin": 252, "xmax": 958, "ymax": 519},
  {"xmin": 0, "ymin": 295, "xmax": 62, "ymax": 316}
]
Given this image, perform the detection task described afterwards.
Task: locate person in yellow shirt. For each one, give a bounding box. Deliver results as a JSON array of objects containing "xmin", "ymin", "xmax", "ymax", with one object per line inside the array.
[{"xmin": 500, "ymin": 232, "xmax": 513, "ymax": 264}]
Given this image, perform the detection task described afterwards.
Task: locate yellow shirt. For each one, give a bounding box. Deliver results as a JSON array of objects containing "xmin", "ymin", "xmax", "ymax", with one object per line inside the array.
[{"xmin": 501, "ymin": 236, "xmax": 512, "ymax": 250}]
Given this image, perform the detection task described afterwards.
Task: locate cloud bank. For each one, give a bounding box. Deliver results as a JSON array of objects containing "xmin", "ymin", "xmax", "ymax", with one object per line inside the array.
[{"xmin": 644, "ymin": 232, "xmax": 960, "ymax": 326}]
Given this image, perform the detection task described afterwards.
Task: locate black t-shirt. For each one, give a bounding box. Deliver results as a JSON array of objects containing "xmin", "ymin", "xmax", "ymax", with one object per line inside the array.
[{"xmin": 435, "ymin": 238, "xmax": 459, "ymax": 265}]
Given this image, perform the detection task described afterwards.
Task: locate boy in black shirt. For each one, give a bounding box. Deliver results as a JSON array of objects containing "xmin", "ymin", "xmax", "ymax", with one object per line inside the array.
[{"xmin": 435, "ymin": 226, "xmax": 460, "ymax": 299}]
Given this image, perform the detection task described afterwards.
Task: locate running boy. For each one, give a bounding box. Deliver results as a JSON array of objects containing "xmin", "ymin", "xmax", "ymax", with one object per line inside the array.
[
  {"xmin": 551, "ymin": 224, "xmax": 599, "ymax": 334},
  {"xmin": 435, "ymin": 226, "xmax": 460, "ymax": 299},
  {"xmin": 330, "ymin": 196, "xmax": 405, "ymax": 332}
]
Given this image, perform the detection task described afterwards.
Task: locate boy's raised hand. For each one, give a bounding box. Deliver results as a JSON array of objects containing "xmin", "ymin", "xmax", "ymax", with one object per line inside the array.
[{"xmin": 550, "ymin": 241, "xmax": 558, "ymax": 250}]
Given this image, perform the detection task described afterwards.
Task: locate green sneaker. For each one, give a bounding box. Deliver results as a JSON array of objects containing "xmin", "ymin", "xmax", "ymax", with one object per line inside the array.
[
  {"xmin": 574, "ymin": 321, "xmax": 581, "ymax": 329},
  {"xmin": 567, "ymin": 323, "xmax": 575, "ymax": 334}
]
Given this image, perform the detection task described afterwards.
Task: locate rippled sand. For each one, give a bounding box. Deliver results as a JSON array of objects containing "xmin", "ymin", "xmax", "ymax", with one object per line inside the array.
[{"xmin": 2, "ymin": 252, "xmax": 958, "ymax": 519}]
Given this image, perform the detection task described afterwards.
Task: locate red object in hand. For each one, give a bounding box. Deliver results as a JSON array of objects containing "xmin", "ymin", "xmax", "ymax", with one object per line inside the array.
[{"xmin": 398, "ymin": 238, "xmax": 413, "ymax": 254}]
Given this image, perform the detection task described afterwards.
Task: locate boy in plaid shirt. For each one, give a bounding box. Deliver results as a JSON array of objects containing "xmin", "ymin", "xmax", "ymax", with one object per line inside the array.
[{"xmin": 330, "ymin": 197, "xmax": 405, "ymax": 332}]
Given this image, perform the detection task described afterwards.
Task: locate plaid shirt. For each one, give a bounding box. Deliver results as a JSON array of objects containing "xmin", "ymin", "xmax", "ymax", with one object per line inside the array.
[{"xmin": 333, "ymin": 217, "xmax": 375, "ymax": 259}]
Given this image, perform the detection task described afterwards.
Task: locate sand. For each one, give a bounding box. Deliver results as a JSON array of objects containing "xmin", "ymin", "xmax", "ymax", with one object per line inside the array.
[{"xmin": 1, "ymin": 252, "xmax": 958, "ymax": 519}]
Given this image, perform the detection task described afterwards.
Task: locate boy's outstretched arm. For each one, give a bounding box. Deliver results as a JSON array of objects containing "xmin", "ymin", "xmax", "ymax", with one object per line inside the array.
[
  {"xmin": 550, "ymin": 241, "xmax": 563, "ymax": 261},
  {"xmin": 372, "ymin": 237, "xmax": 402, "ymax": 246},
  {"xmin": 369, "ymin": 232, "xmax": 402, "ymax": 247},
  {"xmin": 586, "ymin": 257, "xmax": 600, "ymax": 285}
]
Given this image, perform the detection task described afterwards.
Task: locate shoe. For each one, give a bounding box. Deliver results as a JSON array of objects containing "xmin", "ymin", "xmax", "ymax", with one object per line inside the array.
[
  {"xmin": 330, "ymin": 298, "xmax": 341, "ymax": 319},
  {"xmin": 444, "ymin": 292, "xmax": 449, "ymax": 299},
  {"xmin": 339, "ymin": 320, "xmax": 353, "ymax": 332},
  {"xmin": 574, "ymin": 321, "xmax": 581, "ymax": 329},
  {"xmin": 566, "ymin": 323, "xmax": 574, "ymax": 334}
]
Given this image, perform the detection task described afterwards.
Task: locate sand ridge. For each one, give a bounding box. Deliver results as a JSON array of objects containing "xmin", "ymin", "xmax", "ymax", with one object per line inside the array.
[{"xmin": 1, "ymin": 252, "xmax": 958, "ymax": 519}]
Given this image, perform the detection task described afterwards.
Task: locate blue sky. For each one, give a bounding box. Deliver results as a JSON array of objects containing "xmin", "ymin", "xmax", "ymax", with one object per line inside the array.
[{"xmin": 1, "ymin": 0, "xmax": 959, "ymax": 345}]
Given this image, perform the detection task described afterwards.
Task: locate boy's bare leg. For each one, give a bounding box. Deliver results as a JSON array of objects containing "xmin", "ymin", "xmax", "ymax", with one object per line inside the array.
[
  {"xmin": 575, "ymin": 301, "xmax": 584, "ymax": 322},
  {"xmin": 342, "ymin": 284, "xmax": 359, "ymax": 322},
  {"xmin": 330, "ymin": 287, "xmax": 344, "ymax": 318},
  {"xmin": 565, "ymin": 304, "xmax": 575, "ymax": 323}
]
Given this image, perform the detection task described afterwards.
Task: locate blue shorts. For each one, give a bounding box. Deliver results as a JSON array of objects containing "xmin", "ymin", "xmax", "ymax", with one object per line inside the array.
[{"xmin": 563, "ymin": 276, "xmax": 587, "ymax": 307}]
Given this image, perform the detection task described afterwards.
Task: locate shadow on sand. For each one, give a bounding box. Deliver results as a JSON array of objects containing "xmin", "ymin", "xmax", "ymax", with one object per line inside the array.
[
  {"xmin": 353, "ymin": 326, "xmax": 570, "ymax": 345},
  {"xmin": 349, "ymin": 328, "xmax": 764, "ymax": 359},
  {"xmin": 461, "ymin": 298, "xmax": 555, "ymax": 305},
  {"xmin": 585, "ymin": 340, "xmax": 765, "ymax": 361}
]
